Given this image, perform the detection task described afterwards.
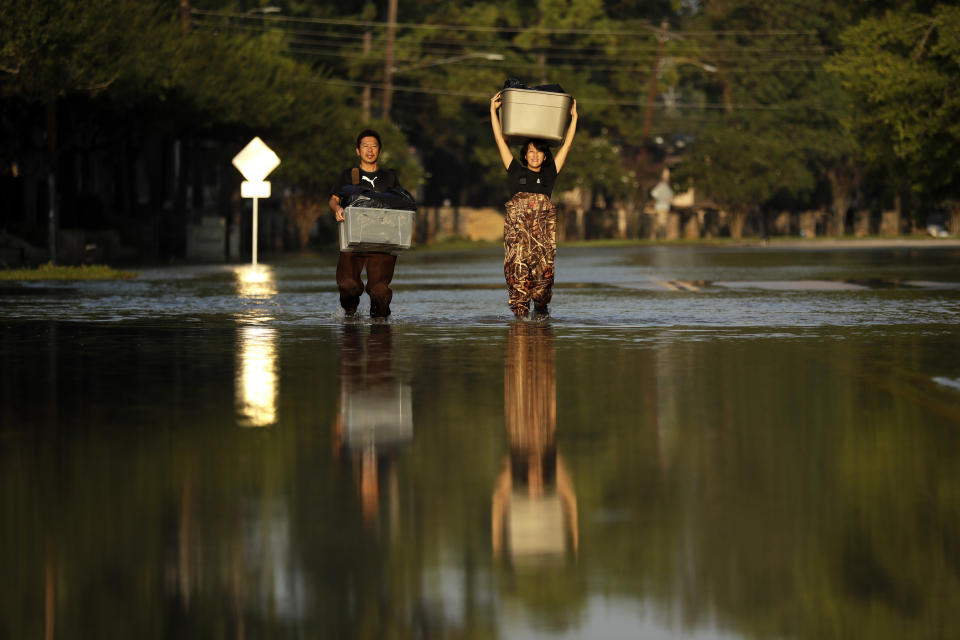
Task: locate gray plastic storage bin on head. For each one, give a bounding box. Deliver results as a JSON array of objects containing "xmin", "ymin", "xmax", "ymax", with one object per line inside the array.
[
  {"xmin": 500, "ymin": 88, "xmax": 572, "ymax": 146},
  {"xmin": 339, "ymin": 206, "xmax": 414, "ymax": 253}
]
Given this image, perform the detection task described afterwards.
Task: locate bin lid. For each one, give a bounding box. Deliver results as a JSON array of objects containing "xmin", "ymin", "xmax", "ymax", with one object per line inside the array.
[{"xmin": 502, "ymin": 87, "xmax": 571, "ymax": 108}]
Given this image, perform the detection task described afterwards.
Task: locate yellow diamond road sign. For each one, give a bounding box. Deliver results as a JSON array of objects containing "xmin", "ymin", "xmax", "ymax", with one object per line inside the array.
[{"xmin": 232, "ymin": 137, "xmax": 280, "ymax": 182}]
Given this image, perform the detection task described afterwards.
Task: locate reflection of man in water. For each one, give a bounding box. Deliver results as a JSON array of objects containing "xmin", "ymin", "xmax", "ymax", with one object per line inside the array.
[
  {"xmin": 492, "ymin": 324, "xmax": 578, "ymax": 561},
  {"xmin": 332, "ymin": 324, "xmax": 412, "ymax": 528}
]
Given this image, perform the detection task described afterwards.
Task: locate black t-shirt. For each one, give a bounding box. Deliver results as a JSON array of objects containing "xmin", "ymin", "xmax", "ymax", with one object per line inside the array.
[
  {"xmin": 507, "ymin": 157, "xmax": 557, "ymax": 197},
  {"xmin": 330, "ymin": 167, "xmax": 401, "ymax": 200}
]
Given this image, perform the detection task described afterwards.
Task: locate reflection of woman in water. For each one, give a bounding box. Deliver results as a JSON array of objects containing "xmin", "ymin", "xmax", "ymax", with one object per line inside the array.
[
  {"xmin": 332, "ymin": 324, "xmax": 411, "ymax": 528},
  {"xmin": 492, "ymin": 324, "xmax": 578, "ymax": 560}
]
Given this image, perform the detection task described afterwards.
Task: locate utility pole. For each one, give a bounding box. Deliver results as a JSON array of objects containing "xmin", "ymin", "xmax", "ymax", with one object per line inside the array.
[
  {"xmin": 180, "ymin": 0, "xmax": 191, "ymax": 35},
  {"xmin": 363, "ymin": 30, "xmax": 372, "ymax": 122},
  {"xmin": 46, "ymin": 97, "xmax": 57, "ymax": 264},
  {"xmin": 639, "ymin": 20, "xmax": 669, "ymax": 167},
  {"xmin": 381, "ymin": 0, "xmax": 397, "ymax": 120}
]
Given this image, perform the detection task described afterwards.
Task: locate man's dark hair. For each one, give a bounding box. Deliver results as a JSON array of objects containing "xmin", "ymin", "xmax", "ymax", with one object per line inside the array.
[
  {"xmin": 519, "ymin": 139, "xmax": 553, "ymax": 166},
  {"xmin": 356, "ymin": 129, "xmax": 382, "ymax": 149}
]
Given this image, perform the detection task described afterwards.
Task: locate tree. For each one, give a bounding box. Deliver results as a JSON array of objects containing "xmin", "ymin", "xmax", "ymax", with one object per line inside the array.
[
  {"xmin": 827, "ymin": 4, "xmax": 960, "ymax": 231},
  {"xmin": 1, "ymin": 1, "xmax": 406, "ymax": 257},
  {"xmin": 0, "ymin": 0, "xmax": 170, "ymax": 258},
  {"xmin": 189, "ymin": 2, "xmax": 424, "ymax": 250},
  {"xmin": 672, "ymin": 0, "xmax": 857, "ymax": 238}
]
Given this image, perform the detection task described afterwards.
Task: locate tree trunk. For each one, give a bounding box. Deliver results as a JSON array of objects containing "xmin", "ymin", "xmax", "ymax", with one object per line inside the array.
[
  {"xmin": 799, "ymin": 211, "xmax": 818, "ymax": 238},
  {"xmin": 20, "ymin": 150, "xmax": 42, "ymax": 240},
  {"xmin": 853, "ymin": 210, "xmax": 871, "ymax": 237},
  {"xmin": 575, "ymin": 186, "xmax": 589, "ymax": 240},
  {"xmin": 180, "ymin": 0, "xmax": 191, "ymax": 35},
  {"xmin": 229, "ymin": 183, "xmax": 242, "ymax": 259},
  {"xmin": 880, "ymin": 194, "xmax": 902, "ymax": 236},
  {"xmin": 170, "ymin": 137, "xmax": 189, "ymax": 257},
  {"xmin": 118, "ymin": 139, "xmax": 133, "ymax": 219},
  {"xmin": 45, "ymin": 97, "xmax": 59, "ymax": 263},
  {"xmin": 728, "ymin": 209, "xmax": 748, "ymax": 239},
  {"xmin": 218, "ymin": 160, "xmax": 235, "ymax": 259},
  {"xmin": 948, "ymin": 201, "xmax": 960, "ymax": 236},
  {"xmin": 282, "ymin": 192, "xmax": 323, "ymax": 250},
  {"xmin": 826, "ymin": 165, "xmax": 858, "ymax": 237}
]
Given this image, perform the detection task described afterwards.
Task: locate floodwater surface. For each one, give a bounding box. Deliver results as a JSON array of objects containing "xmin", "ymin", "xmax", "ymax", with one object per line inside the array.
[{"xmin": 2, "ymin": 245, "xmax": 959, "ymax": 639}]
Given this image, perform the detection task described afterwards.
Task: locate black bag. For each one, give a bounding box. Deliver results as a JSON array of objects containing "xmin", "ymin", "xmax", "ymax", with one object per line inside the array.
[
  {"xmin": 341, "ymin": 185, "xmax": 417, "ymax": 212},
  {"xmin": 340, "ymin": 166, "xmax": 417, "ymax": 212},
  {"xmin": 502, "ymin": 77, "xmax": 566, "ymax": 94}
]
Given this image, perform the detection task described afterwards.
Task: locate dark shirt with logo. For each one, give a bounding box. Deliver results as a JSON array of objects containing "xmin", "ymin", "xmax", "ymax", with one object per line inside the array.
[
  {"xmin": 507, "ymin": 157, "xmax": 557, "ymax": 198},
  {"xmin": 330, "ymin": 167, "xmax": 400, "ymax": 200}
]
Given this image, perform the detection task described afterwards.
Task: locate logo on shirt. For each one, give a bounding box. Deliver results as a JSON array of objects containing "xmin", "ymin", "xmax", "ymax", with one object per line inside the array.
[{"xmin": 361, "ymin": 175, "xmax": 378, "ymax": 188}]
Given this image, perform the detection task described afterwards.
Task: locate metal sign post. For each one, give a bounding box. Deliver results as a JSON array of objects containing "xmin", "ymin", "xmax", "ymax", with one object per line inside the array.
[{"xmin": 232, "ymin": 137, "xmax": 280, "ymax": 265}]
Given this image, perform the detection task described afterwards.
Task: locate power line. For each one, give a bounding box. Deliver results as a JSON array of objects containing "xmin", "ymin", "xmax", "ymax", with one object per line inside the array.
[
  {"xmin": 191, "ymin": 18, "xmax": 826, "ymax": 55},
  {"xmin": 189, "ymin": 22, "xmax": 827, "ymax": 75},
  {"xmin": 283, "ymin": 44, "xmax": 824, "ymax": 67},
  {"xmin": 281, "ymin": 40, "xmax": 824, "ymax": 63},
  {"xmin": 190, "ymin": 21, "xmax": 828, "ymax": 69},
  {"xmin": 293, "ymin": 54, "xmax": 824, "ymax": 75},
  {"xmin": 191, "ymin": 25, "xmax": 825, "ymax": 66},
  {"xmin": 279, "ymin": 46, "xmax": 825, "ymax": 73},
  {"xmin": 190, "ymin": 8, "xmax": 820, "ymax": 38},
  {"xmin": 325, "ymin": 79, "xmax": 828, "ymax": 111}
]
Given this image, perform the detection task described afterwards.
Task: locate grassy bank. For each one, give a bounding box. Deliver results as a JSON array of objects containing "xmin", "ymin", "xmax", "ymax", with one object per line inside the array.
[
  {"xmin": 409, "ymin": 234, "xmax": 960, "ymax": 253},
  {"xmin": 0, "ymin": 264, "xmax": 137, "ymax": 281},
  {"xmin": 410, "ymin": 237, "xmax": 501, "ymax": 252},
  {"xmin": 560, "ymin": 235, "xmax": 960, "ymax": 249}
]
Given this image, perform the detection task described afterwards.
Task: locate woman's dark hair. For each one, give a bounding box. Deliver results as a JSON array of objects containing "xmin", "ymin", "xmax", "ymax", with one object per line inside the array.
[
  {"xmin": 356, "ymin": 129, "xmax": 382, "ymax": 149},
  {"xmin": 519, "ymin": 139, "xmax": 553, "ymax": 166}
]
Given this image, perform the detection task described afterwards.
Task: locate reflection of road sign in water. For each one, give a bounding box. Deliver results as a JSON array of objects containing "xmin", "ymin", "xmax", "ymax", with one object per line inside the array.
[
  {"xmin": 232, "ymin": 137, "xmax": 280, "ymax": 265},
  {"xmin": 236, "ymin": 325, "xmax": 278, "ymax": 427}
]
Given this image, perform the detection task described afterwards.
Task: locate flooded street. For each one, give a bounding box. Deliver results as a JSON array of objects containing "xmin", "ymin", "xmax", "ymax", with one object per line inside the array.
[{"xmin": 2, "ymin": 245, "xmax": 960, "ymax": 638}]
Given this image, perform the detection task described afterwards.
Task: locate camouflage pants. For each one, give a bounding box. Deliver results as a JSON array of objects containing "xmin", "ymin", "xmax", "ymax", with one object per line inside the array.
[{"xmin": 504, "ymin": 192, "xmax": 557, "ymax": 316}]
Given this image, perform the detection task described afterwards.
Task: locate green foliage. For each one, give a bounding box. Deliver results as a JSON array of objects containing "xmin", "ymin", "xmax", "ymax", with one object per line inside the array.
[
  {"xmin": 827, "ymin": 4, "xmax": 960, "ymax": 201},
  {"xmin": 683, "ymin": 115, "xmax": 816, "ymax": 214},
  {"xmin": 0, "ymin": 0, "xmax": 408, "ymax": 199},
  {"xmin": 5, "ymin": 0, "xmax": 960, "ymax": 240},
  {"xmin": 667, "ymin": 0, "xmax": 861, "ymax": 219},
  {"xmin": 0, "ymin": 0, "xmax": 168, "ymax": 101},
  {"xmin": 0, "ymin": 263, "xmax": 137, "ymax": 280}
]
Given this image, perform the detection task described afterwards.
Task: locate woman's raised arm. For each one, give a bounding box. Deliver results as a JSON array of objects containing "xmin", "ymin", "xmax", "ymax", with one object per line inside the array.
[
  {"xmin": 554, "ymin": 99, "xmax": 578, "ymax": 173},
  {"xmin": 490, "ymin": 92, "xmax": 514, "ymax": 170}
]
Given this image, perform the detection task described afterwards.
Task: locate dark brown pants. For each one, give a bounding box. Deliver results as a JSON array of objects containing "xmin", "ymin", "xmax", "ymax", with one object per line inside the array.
[{"xmin": 336, "ymin": 251, "xmax": 397, "ymax": 317}]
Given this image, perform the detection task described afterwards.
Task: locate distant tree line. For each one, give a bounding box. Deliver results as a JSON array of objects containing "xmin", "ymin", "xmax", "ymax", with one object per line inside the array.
[{"xmin": 1, "ymin": 1, "xmax": 958, "ymax": 262}]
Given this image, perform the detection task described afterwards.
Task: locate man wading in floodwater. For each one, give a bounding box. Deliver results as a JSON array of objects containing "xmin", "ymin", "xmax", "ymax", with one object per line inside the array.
[
  {"xmin": 490, "ymin": 91, "xmax": 577, "ymax": 318},
  {"xmin": 329, "ymin": 130, "xmax": 404, "ymax": 318}
]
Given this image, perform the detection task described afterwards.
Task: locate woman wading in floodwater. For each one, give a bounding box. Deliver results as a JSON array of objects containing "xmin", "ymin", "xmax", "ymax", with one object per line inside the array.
[{"xmin": 490, "ymin": 91, "xmax": 577, "ymax": 318}]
